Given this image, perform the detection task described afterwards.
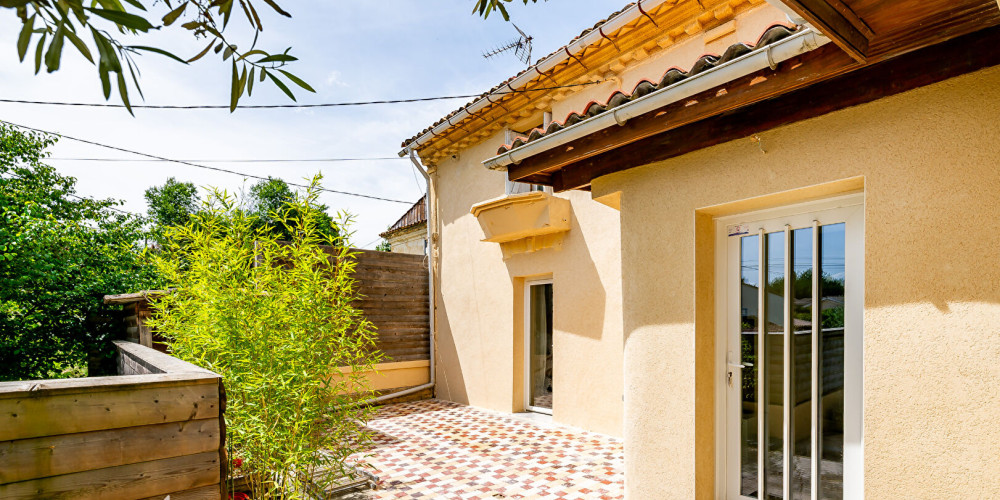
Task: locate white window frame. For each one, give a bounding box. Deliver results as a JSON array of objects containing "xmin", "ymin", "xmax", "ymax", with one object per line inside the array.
[
  {"xmin": 504, "ymin": 128, "xmax": 552, "ymax": 196},
  {"xmin": 713, "ymin": 193, "xmax": 865, "ymax": 500},
  {"xmin": 524, "ymin": 277, "xmax": 554, "ymax": 415}
]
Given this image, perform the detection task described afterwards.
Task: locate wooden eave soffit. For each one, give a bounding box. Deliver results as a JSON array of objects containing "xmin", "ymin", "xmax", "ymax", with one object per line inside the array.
[
  {"xmin": 506, "ymin": 0, "xmax": 1000, "ymax": 191},
  {"xmin": 777, "ymin": 0, "xmax": 872, "ymax": 62}
]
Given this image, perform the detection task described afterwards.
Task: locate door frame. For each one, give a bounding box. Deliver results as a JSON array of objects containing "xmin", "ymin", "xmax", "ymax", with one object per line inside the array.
[
  {"xmin": 713, "ymin": 193, "xmax": 865, "ymax": 499},
  {"xmin": 524, "ymin": 278, "xmax": 554, "ymax": 415}
]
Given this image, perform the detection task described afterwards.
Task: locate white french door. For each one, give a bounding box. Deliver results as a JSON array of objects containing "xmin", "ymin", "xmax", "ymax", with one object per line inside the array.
[
  {"xmin": 525, "ymin": 279, "xmax": 554, "ymax": 415},
  {"xmin": 717, "ymin": 194, "xmax": 864, "ymax": 500}
]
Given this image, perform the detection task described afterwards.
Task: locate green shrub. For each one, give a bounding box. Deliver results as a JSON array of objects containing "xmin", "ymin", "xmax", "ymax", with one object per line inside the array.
[
  {"xmin": 147, "ymin": 176, "xmax": 382, "ymax": 498},
  {"xmin": 0, "ymin": 124, "xmax": 159, "ymax": 381}
]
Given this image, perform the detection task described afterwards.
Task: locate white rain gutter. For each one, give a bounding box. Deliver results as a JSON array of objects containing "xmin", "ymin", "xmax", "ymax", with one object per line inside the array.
[
  {"xmin": 481, "ymin": 28, "xmax": 829, "ymax": 171},
  {"xmin": 357, "ymin": 149, "xmax": 436, "ymax": 405},
  {"xmin": 397, "ymin": 0, "xmax": 672, "ymax": 157}
]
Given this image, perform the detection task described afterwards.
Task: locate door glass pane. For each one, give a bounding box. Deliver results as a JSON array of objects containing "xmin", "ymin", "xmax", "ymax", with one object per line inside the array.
[
  {"xmin": 819, "ymin": 224, "xmax": 845, "ymax": 499},
  {"xmin": 528, "ymin": 283, "xmax": 553, "ymax": 410},
  {"xmin": 790, "ymin": 228, "xmax": 813, "ymax": 499},
  {"xmin": 764, "ymin": 231, "xmax": 785, "ymax": 499},
  {"xmin": 740, "ymin": 235, "xmax": 760, "ymax": 498}
]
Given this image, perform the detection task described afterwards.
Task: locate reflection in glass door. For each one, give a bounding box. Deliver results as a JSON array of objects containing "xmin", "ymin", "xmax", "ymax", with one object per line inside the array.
[
  {"xmin": 723, "ymin": 197, "xmax": 862, "ymax": 500},
  {"xmin": 526, "ymin": 280, "xmax": 553, "ymax": 414}
]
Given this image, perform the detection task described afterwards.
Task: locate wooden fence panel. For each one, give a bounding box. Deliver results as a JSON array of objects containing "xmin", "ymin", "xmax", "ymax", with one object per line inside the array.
[
  {"xmin": 349, "ymin": 249, "xmax": 430, "ymax": 363},
  {"xmin": 0, "ymin": 341, "xmax": 225, "ymax": 500}
]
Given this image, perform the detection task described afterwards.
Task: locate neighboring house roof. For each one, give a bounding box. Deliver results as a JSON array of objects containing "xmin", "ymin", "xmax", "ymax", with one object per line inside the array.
[
  {"xmin": 495, "ymin": 24, "xmax": 797, "ymax": 155},
  {"xmin": 380, "ymin": 196, "xmax": 427, "ymax": 239}
]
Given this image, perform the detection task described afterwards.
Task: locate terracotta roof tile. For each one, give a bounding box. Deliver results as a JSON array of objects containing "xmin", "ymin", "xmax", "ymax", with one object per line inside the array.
[
  {"xmin": 495, "ymin": 24, "xmax": 798, "ymax": 155},
  {"xmin": 400, "ymin": 3, "xmax": 638, "ymax": 149},
  {"xmin": 380, "ymin": 195, "xmax": 427, "ymax": 238}
]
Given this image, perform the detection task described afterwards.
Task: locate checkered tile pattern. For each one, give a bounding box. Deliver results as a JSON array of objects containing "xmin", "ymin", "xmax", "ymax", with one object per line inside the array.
[{"xmin": 346, "ymin": 399, "xmax": 623, "ymax": 499}]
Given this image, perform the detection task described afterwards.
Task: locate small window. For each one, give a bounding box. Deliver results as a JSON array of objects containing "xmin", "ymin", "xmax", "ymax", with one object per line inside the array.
[{"xmin": 504, "ymin": 125, "xmax": 552, "ymax": 196}]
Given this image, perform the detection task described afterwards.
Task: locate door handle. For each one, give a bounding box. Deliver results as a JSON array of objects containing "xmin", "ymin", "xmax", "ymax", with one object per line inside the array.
[{"xmin": 726, "ymin": 362, "xmax": 751, "ymax": 387}]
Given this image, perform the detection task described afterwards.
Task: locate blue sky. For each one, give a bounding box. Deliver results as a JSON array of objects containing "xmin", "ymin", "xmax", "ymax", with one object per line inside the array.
[{"xmin": 0, "ymin": 0, "xmax": 625, "ymax": 247}]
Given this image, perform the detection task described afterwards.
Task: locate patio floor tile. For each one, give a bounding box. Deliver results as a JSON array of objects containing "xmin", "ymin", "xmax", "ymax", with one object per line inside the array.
[{"xmin": 345, "ymin": 399, "xmax": 623, "ymax": 499}]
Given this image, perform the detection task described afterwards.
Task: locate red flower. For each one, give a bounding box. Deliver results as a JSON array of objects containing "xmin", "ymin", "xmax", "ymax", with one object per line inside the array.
[
  {"xmin": 229, "ymin": 493, "xmax": 250, "ymax": 500},
  {"xmin": 232, "ymin": 458, "xmax": 243, "ymax": 468}
]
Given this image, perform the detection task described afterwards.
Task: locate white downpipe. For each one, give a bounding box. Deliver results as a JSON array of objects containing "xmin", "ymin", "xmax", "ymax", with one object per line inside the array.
[
  {"xmin": 357, "ymin": 149, "xmax": 436, "ymax": 406},
  {"xmin": 481, "ymin": 28, "xmax": 829, "ymax": 170},
  {"xmin": 397, "ymin": 0, "xmax": 672, "ymax": 157}
]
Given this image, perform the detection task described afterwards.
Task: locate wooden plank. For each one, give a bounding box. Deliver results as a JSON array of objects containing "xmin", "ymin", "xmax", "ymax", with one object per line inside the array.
[
  {"xmin": 551, "ymin": 25, "xmax": 1000, "ymax": 191},
  {"xmin": 114, "ymin": 341, "xmax": 216, "ymax": 376},
  {"xmin": 357, "ymin": 286, "xmax": 429, "ymax": 297},
  {"xmin": 0, "ymin": 372, "xmax": 219, "ymax": 399},
  {"xmin": 139, "ymin": 484, "xmax": 221, "ymax": 500},
  {"xmin": 364, "ymin": 314, "xmax": 429, "ymax": 323},
  {"xmin": 779, "ymin": 0, "xmax": 870, "ymax": 61},
  {"xmin": 0, "ymin": 383, "xmax": 220, "ymax": 441},
  {"xmin": 0, "ymin": 451, "xmax": 220, "ymax": 500},
  {"xmin": 509, "ymin": 43, "xmax": 860, "ymax": 184},
  {"xmin": 0, "ymin": 419, "xmax": 220, "ymax": 484}
]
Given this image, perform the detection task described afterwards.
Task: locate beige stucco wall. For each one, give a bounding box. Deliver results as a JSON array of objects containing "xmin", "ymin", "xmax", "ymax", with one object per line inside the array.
[
  {"xmin": 431, "ymin": 132, "xmax": 624, "ymax": 437},
  {"xmin": 386, "ymin": 224, "xmax": 426, "ymax": 255},
  {"xmin": 422, "ymin": 1, "xmax": 791, "ymax": 443},
  {"xmin": 592, "ymin": 64, "xmax": 1000, "ymax": 498}
]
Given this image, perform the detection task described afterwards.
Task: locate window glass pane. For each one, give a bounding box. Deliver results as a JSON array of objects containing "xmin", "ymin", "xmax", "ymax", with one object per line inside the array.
[
  {"xmin": 765, "ymin": 231, "xmax": 785, "ymax": 499},
  {"xmin": 819, "ymin": 223, "xmax": 846, "ymax": 499},
  {"xmin": 790, "ymin": 228, "xmax": 813, "ymax": 499},
  {"xmin": 740, "ymin": 235, "xmax": 760, "ymax": 498}
]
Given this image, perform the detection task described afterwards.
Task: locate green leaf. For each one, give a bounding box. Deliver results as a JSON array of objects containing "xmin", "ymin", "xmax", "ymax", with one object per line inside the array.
[
  {"xmin": 261, "ymin": 0, "xmax": 290, "ymax": 17},
  {"xmin": 65, "ymin": 29, "xmax": 95, "ymax": 64},
  {"xmin": 223, "ymin": 44, "xmax": 234, "ymax": 60},
  {"xmin": 99, "ymin": 66, "xmax": 112, "ymax": 98},
  {"xmin": 130, "ymin": 45, "xmax": 187, "ymax": 64},
  {"xmin": 230, "ymin": 60, "xmax": 239, "ymax": 112},
  {"xmin": 17, "ymin": 14, "xmax": 34, "ymax": 62},
  {"xmin": 266, "ymin": 71, "xmax": 295, "ymax": 101},
  {"xmin": 248, "ymin": 66, "xmax": 255, "ymax": 96},
  {"xmin": 235, "ymin": 49, "xmax": 265, "ymax": 61},
  {"xmin": 33, "ymin": 32, "xmax": 46, "ymax": 75},
  {"xmin": 116, "ymin": 71, "xmax": 134, "ymax": 115},
  {"xmin": 162, "ymin": 1, "xmax": 187, "ymax": 26},
  {"xmin": 187, "ymin": 41, "xmax": 213, "ymax": 63},
  {"xmin": 238, "ymin": 65, "xmax": 247, "ymax": 100},
  {"xmin": 221, "ymin": 0, "xmax": 233, "ymax": 28},
  {"xmin": 44, "ymin": 25, "xmax": 66, "ymax": 73},
  {"xmin": 277, "ymin": 69, "xmax": 314, "ymax": 93},
  {"xmin": 255, "ymin": 53, "xmax": 296, "ymax": 64},
  {"xmin": 87, "ymin": 8, "xmax": 155, "ymax": 32},
  {"xmin": 119, "ymin": 0, "xmax": 147, "ymax": 11},
  {"xmin": 259, "ymin": 67, "xmax": 266, "ymax": 82}
]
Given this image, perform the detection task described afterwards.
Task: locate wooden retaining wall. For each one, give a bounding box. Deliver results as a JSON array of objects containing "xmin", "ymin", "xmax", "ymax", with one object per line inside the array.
[
  {"xmin": 0, "ymin": 341, "xmax": 225, "ymax": 500},
  {"xmin": 349, "ymin": 249, "xmax": 430, "ymax": 363}
]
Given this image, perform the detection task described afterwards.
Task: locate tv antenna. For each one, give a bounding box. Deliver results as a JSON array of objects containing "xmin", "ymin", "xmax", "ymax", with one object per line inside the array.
[{"xmin": 483, "ymin": 24, "xmax": 534, "ymax": 65}]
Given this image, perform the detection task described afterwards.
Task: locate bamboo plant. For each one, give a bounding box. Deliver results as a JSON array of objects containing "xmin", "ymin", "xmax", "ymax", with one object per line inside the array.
[{"xmin": 147, "ymin": 175, "xmax": 382, "ymax": 498}]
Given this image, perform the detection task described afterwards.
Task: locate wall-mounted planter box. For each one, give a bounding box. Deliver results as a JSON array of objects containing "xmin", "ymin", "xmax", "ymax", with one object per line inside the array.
[{"xmin": 471, "ymin": 192, "xmax": 571, "ymax": 259}]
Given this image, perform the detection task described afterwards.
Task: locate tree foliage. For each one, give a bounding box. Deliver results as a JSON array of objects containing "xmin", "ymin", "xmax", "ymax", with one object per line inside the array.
[
  {"xmin": 0, "ymin": 124, "xmax": 159, "ymax": 381},
  {"xmin": 147, "ymin": 177, "xmax": 381, "ymax": 497},
  {"xmin": 472, "ymin": 0, "xmax": 543, "ymax": 20},
  {"xmin": 247, "ymin": 177, "xmax": 338, "ymax": 242},
  {"xmin": 144, "ymin": 176, "xmax": 339, "ymax": 243},
  {"xmin": 4, "ymin": 0, "xmax": 313, "ymax": 113},
  {"xmin": 144, "ymin": 176, "xmax": 198, "ymax": 232}
]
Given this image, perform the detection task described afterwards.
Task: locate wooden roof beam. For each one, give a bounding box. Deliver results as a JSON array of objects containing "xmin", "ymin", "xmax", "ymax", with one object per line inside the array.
[{"xmin": 777, "ymin": 0, "xmax": 871, "ymax": 62}]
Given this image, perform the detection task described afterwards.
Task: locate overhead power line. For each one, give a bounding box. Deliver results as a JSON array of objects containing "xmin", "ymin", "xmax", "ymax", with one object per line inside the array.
[
  {"xmin": 0, "ymin": 120, "xmax": 413, "ymax": 205},
  {"xmin": 47, "ymin": 157, "xmax": 406, "ymax": 163},
  {"xmin": 0, "ymin": 81, "xmax": 601, "ymax": 110}
]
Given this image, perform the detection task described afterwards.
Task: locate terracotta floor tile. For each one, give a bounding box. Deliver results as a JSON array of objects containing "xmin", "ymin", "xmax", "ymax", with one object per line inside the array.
[{"xmin": 342, "ymin": 399, "xmax": 623, "ymax": 499}]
